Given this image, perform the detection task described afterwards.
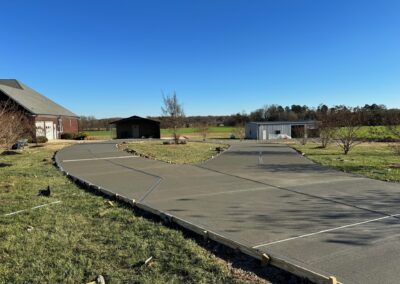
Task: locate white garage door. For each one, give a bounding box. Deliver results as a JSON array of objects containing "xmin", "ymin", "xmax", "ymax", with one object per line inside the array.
[{"xmin": 35, "ymin": 121, "xmax": 56, "ymax": 140}]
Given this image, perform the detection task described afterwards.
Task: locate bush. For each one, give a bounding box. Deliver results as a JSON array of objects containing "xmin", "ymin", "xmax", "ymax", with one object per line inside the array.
[
  {"xmin": 34, "ymin": 136, "xmax": 48, "ymax": 143},
  {"xmin": 74, "ymin": 132, "xmax": 88, "ymax": 140},
  {"xmin": 60, "ymin": 133, "xmax": 75, "ymax": 140}
]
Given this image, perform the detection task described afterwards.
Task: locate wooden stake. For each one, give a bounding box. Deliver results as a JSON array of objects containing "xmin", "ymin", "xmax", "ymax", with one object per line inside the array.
[
  {"xmin": 328, "ymin": 276, "xmax": 337, "ymax": 284},
  {"xmin": 261, "ymin": 253, "xmax": 270, "ymax": 266}
]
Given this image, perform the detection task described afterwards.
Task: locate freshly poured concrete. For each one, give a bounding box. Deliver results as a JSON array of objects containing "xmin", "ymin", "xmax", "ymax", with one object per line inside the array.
[{"xmin": 57, "ymin": 141, "xmax": 400, "ymax": 284}]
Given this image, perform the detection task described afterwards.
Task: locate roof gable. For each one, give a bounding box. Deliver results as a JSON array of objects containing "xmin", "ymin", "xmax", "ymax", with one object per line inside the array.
[
  {"xmin": 0, "ymin": 79, "xmax": 78, "ymax": 117},
  {"xmin": 110, "ymin": 115, "xmax": 160, "ymax": 124}
]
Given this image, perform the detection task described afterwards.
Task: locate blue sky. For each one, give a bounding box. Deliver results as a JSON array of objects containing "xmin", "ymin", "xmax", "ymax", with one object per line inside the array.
[{"xmin": 1, "ymin": 0, "xmax": 399, "ymax": 118}]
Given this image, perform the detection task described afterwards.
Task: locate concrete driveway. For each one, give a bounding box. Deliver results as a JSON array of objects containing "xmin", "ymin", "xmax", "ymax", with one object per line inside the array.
[{"xmin": 56, "ymin": 141, "xmax": 400, "ymax": 284}]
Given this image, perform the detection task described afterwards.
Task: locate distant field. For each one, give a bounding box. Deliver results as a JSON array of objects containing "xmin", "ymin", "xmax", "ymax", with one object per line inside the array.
[
  {"xmin": 161, "ymin": 126, "xmax": 235, "ymax": 134},
  {"xmin": 356, "ymin": 126, "xmax": 397, "ymax": 139},
  {"xmin": 84, "ymin": 130, "xmax": 113, "ymax": 138}
]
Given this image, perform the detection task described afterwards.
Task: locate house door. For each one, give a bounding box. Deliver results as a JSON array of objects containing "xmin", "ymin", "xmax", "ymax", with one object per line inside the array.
[
  {"xmin": 44, "ymin": 121, "xmax": 55, "ymax": 140},
  {"xmin": 262, "ymin": 130, "xmax": 267, "ymax": 140},
  {"xmin": 132, "ymin": 125, "xmax": 140, "ymax": 138}
]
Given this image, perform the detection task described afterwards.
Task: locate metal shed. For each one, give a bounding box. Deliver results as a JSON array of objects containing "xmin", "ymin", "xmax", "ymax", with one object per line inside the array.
[
  {"xmin": 245, "ymin": 121, "xmax": 318, "ymax": 140},
  {"xmin": 110, "ymin": 116, "xmax": 160, "ymax": 139}
]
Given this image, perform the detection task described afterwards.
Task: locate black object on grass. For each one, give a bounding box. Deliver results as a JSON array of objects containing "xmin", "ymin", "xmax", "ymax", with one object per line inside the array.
[{"xmin": 38, "ymin": 185, "xmax": 51, "ymax": 197}]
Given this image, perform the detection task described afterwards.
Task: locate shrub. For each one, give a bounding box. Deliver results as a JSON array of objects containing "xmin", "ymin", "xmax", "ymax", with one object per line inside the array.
[
  {"xmin": 74, "ymin": 132, "xmax": 88, "ymax": 140},
  {"xmin": 34, "ymin": 136, "xmax": 48, "ymax": 143},
  {"xmin": 60, "ymin": 133, "xmax": 75, "ymax": 140}
]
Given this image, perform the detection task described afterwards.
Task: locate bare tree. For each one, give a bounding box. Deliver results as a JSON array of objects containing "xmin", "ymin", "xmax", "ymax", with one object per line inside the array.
[
  {"xmin": 385, "ymin": 111, "xmax": 400, "ymax": 138},
  {"xmin": 0, "ymin": 100, "xmax": 32, "ymax": 153},
  {"xmin": 161, "ymin": 92, "xmax": 185, "ymax": 144},
  {"xmin": 196, "ymin": 122, "xmax": 209, "ymax": 141},
  {"xmin": 233, "ymin": 123, "xmax": 246, "ymax": 141},
  {"xmin": 317, "ymin": 112, "xmax": 336, "ymax": 148},
  {"xmin": 385, "ymin": 111, "xmax": 400, "ymax": 155},
  {"xmin": 331, "ymin": 108, "xmax": 362, "ymax": 155}
]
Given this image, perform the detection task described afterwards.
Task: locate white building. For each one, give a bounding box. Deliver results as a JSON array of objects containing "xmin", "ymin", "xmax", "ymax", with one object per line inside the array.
[{"xmin": 245, "ymin": 121, "xmax": 318, "ymax": 140}]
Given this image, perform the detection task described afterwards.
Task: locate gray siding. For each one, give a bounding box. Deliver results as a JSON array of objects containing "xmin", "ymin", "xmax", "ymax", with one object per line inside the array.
[{"xmin": 245, "ymin": 123, "xmax": 258, "ymax": 139}]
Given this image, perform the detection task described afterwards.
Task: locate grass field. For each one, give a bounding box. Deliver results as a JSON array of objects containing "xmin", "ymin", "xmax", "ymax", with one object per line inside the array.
[
  {"xmin": 0, "ymin": 143, "xmax": 252, "ymax": 283},
  {"xmin": 121, "ymin": 141, "xmax": 228, "ymax": 164},
  {"xmin": 356, "ymin": 126, "xmax": 398, "ymax": 139},
  {"xmin": 291, "ymin": 142, "xmax": 400, "ymax": 182},
  {"xmin": 84, "ymin": 130, "xmax": 113, "ymax": 139}
]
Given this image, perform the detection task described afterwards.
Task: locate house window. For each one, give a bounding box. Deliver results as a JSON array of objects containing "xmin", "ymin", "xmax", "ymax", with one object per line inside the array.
[{"xmin": 275, "ymin": 130, "xmax": 281, "ymax": 135}]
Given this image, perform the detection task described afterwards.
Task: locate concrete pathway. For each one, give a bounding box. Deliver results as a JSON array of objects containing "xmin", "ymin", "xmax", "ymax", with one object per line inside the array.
[{"xmin": 56, "ymin": 141, "xmax": 400, "ymax": 284}]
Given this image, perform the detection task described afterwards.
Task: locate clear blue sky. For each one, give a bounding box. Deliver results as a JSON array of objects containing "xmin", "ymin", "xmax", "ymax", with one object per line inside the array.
[{"xmin": 1, "ymin": 0, "xmax": 399, "ymax": 118}]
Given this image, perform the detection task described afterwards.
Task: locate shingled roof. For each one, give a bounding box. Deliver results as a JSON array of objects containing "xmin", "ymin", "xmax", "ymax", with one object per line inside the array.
[{"xmin": 0, "ymin": 79, "xmax": 78, "ymax": 117}]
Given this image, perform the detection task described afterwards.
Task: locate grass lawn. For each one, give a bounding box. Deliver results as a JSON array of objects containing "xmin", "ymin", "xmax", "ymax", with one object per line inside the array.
[
  {"xmin": 161, "ymin": 126, "xmax": 235, "ymax": 139},
  {"xmin": 0, "ymin": 143, "xmax": 249, "ymax": 283},
  {"xmin": 84, "ymin": 130, "xmax": 113, "ymax": 140},
  {"xmin": 356, "ymin": 126, "xmax": 398, "ymax": 140},
  {"xmin": 121, "ymin": 141, "xmax": 228, "ymax": 164},
  {"xmin": 290, "ymin": 142, "xmax": 400, "ymax": 182}
]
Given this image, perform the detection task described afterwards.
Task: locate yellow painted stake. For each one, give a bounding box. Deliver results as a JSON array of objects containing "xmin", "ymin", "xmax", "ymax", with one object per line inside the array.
[
  {"xmin": 261, "ymin": 253, "xmax": 270, "ymax": 266},
  {"xmin": 328, "ymin": 276, "xmax": 337, "ymax": 284}
]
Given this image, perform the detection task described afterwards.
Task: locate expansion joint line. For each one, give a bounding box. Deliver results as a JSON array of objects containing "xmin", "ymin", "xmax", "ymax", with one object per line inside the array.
[
  {"xmin": 196, "ymin": 165, "xmax": 400, "ymax": 222},
  {"xmin": 88, "ymin": 148, "xmax": 163, "ymax": 202}
]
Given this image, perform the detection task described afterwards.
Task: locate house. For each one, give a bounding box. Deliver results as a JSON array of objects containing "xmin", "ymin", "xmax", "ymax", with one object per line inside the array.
[
  {"xmin": 110, "ymin": 116, "xmax": 160, "ymax": 139},
  {"xmin": 245, "ymin": 120, "xmax": 318, "ymax": 140},
  {"xmin": 0, "ymin": 79, "xmax": 79, "ymax": 140}
]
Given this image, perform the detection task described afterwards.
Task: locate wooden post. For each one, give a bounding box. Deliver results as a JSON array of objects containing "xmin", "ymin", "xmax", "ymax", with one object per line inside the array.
[
  {"xmin": 261, "ymin": 253, "xmax": 270, "ymax": 266},
  {"xmin": 328, "ymin": 276, "xmax": 337, "ymax": 284}
]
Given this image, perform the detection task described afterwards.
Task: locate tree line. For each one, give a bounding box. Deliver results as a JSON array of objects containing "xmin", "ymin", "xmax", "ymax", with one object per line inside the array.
[{"xmin": 78, "ymin": 104, "xmax": 400, "ymax": 130}]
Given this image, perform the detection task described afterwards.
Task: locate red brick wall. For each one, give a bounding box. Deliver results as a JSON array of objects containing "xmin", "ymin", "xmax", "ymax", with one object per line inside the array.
[
  {"xmin": 35, "ymin": 115, "xmax": 79, "ymax": 136},
  {"xmin": 62, "ymin": 117, "xmax": 79, "ymax": 133}
]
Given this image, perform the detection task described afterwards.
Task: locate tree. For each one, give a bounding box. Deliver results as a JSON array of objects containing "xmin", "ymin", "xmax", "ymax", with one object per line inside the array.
[
  {"xmin": 233, "ymin": 123, "xmax": 246, "ymax": 141},
  {"xmin": 385, "ymin": 110, "xmax": 400, "ymax": 155},
  {"xmin": 0, "ymin": 100, "xmax": 32, "ymax": 153},
  {"xmin": 331, "ymin": 107, "xmax": 362, "ymax": 155},
  {"xmin": 161, "ymin": 92, "xmax": 185, "ymax": 144},
  {"xmin": 196, "ymin": 122, "xmax": 209, "ymax": 141},
  {"xmin": 316, "ymin": 107, "xmax": 336, "ymax": 148}
]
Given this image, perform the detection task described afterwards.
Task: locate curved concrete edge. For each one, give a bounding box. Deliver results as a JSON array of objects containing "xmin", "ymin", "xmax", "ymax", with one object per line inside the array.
[{"xmin": 54, "ymin": 145, "xmax": 341, "ymax": 284}]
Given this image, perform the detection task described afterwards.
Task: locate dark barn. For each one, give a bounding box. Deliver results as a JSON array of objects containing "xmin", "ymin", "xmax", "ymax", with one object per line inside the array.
[{"xmin": 111, "ymin": 116, "xmax": 160, "ymax": 139}]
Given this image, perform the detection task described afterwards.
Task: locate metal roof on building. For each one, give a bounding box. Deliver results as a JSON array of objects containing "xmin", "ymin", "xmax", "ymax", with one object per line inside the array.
[
  {"xmin": 0, "ymin": 79, "xmax": 78, "ymax": 117},
  {"xmin": 110, "ymin": 115, "xmax": 160, "ymax": 124},
  {"xmin": 248, "ymin": 120, "xmax": 317, "ymax": 125}
]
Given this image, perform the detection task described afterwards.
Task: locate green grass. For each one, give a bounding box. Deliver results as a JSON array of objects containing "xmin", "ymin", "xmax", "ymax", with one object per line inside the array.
[
  {"xmin": 84, "ymin": 130, "xmax": 113, "ymax": 139},
  {"xmin": 161, "ymin": 126, "xmax": 235, "ymax": 134},
  {"xmin": 0, "ymin": 144, "xmax": 243, "ymax": 283},
  {"xmin": 291, "ymin": 142, "xmax": 400, "ymax": 182},
  {"xmin": 355, "ymin": 126, "xmax": 397, "ymax": 139},
  {"xmin": 122, "ymin": 141, "xmax": 228, "ymax": 164}
]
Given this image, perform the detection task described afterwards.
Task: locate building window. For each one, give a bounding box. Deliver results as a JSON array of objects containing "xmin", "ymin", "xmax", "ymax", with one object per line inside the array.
[{"xmin": 275, "ymin": 130, "xmax": 281, "ymax": 135}]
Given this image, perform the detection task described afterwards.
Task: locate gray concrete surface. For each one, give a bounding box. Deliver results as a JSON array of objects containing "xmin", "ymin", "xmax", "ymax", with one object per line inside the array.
[{"xmin": 56, "ymin": 141, "xmax": 400, "ymax": 284}]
